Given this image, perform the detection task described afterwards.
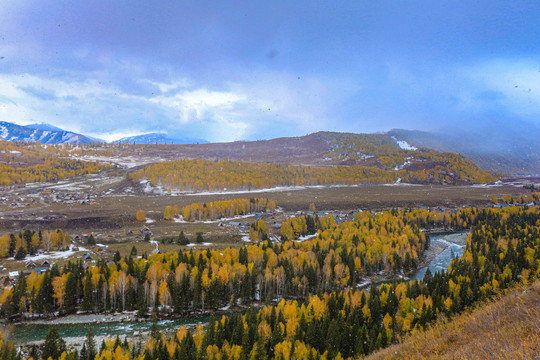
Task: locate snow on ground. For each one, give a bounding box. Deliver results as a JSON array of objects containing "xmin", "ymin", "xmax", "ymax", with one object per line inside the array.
[
  {"xmin": 186, "ymin": 242, "xmax": 213, "ymax": 247},
  {"xmin": 295, "ymin": 234, "xmax": 318, "ymax": 242},
  {"xmin": 149, "ymin": 240, "xmax": 159, "ymax": 254},
  {"xmin": 394, "ymin": 157, "xmax": 412, "ymax": 171},
  {"xmin": 172, "ymin": 213, "xmax": 256, "ymax": 224},
  {"xmin": 25, "ymin": 245, "xmax": 89, "ymax": 261},
  {"xmin": 141, "ymin": 182, "xmax": 367, "ymax": 197},
  {"xmin": 145, "ymin": 218, "xmax": 155, "ymax": 223},
  {"xmin": 69, "ymin": 154, "xmax": 165, "ymax": 168},
  {"xmin": 241, "ymin": 235, "xmax": 251, "ymax": 242},
  {"xmin": 391, "ymin": 136, "xmax": 417, "ymax": 150},
  {"xmin": 383, "ymin": 181, "xmax": 421, "ymax": 186}
]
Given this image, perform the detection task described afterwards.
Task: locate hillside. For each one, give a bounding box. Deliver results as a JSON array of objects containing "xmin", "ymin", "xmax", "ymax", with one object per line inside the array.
[
  {"xmin": 0, "ymin": 140, "xmax": 112, "ymax": 185},
  {"xmin": 127, "ymin": 132, "xmax": 495, "ymax": 188},
  {"xmin": 389, "ymin": 125, "xmax": 540, "ymax": 175},
  {"xmin": 363, "ymin": 280, "xmax": 540, "ymax": 360}
]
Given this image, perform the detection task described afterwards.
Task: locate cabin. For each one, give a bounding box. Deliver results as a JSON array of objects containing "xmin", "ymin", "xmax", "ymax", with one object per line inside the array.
[
  {"xmin": 34, "ymin": 267, "xmax": 48, "ymax": 275},
  {"xmin": 8, "ymin": 271, "xmax": 20, "ymax": 279},
  {"xmin": 140, "ymin": 226, "xmax": 153, "ymax": 236},
  {"xmin": 82, "ymin": 253, "xmax": 93, "ymax": 263},
  {"xmin": 41, "ymin": 260, "xmax": 51, "ymax": 269},
  {"xmin": 25, "ymin": 260, "xmax": 37, "ymax": 270}
]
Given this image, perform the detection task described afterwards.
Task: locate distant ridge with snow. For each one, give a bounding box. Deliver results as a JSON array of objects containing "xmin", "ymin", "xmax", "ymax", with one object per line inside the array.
[
  {"xmin": 115, "ymin": 132, "xmax": 208, "ymax": 144},
  {"xmin": 0, "ymin": 121, "xmax": 102, "ymax": 144}
]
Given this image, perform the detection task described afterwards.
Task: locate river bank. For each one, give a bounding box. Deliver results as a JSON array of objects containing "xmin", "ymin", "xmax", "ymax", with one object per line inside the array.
[{"xmin": 4, "ymin": 232, "xmax": 469, "ymax": 347}]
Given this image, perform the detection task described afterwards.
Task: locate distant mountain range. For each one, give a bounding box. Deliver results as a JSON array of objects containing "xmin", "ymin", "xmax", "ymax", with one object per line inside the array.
[
  {"xmin": 0, "ymin": 121, "xmax": 99, "ymax": 144},
  {"xmin": 115, "ymin": 132, "xmax": 208, "ymax": 144},
  {"xmin": 0, "ymin": 122, "xmax": 208, "ymax": 145},
  {"xmin": 0, "ymin": 120, "xmax": 537, "ymax": 175}
]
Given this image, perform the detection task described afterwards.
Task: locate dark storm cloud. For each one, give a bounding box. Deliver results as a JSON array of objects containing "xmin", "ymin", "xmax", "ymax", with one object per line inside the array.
[{"xmin": 0, "ymin": 0, "xmax": 539, "ymax": 141}]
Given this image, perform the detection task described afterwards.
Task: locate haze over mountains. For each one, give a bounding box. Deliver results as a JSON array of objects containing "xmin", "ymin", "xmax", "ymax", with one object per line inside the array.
[
  {"xmin": 115, "ymin": 132, "xmax": 208, "ymax": 145},
  {"xmin": 0, "ymin": 120, "xmax": 537, "ymax": 175}
]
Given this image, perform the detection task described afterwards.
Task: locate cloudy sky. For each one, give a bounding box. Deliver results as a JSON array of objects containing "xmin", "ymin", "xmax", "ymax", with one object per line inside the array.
[{"xmin": 0, "ymin": 1, "xmax": 539, "ymax": 142}]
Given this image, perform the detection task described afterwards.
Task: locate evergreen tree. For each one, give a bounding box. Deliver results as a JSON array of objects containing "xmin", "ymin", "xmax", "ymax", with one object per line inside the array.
[
  {"xmin": 8, "ymin": 234, "xmax": 16, "ymax": 258},
  {"xmin": 41, "ymin": 326, "xmax": 66, "ymax": 360},
  {"xmin": 81, "ymin": 273, "xmax": 94, "ymax": 311},
  {"xmin": 14, "ymin": 246, "xmax": 26, "ymax": 260},
  {"xmin": 35, "ymin": 271, "xmax": 54, "ymax": 315},
  {"xmin": 87, "ymin": 234, "xmax": 96, "ymax": 245},
  {"xmin": 63, "ymin": 272, "xmax": 78, "ymax": 314},
  {"xmin": 177, "ymin": 231, "xmax": 189, "ymax": 245}
]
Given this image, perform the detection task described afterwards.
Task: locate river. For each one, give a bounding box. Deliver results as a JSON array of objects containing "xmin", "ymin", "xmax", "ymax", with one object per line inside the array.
[
  {"xmin": 4, "ymin": 315, "xmax": 210, "ymax": 346},
  {"xmin": 5, "ymin": 232, "xmax": 468, "ymax": 346},
  {"xmin": 412, "ymin": 231, "xmax": 468, "ymax": 281}
]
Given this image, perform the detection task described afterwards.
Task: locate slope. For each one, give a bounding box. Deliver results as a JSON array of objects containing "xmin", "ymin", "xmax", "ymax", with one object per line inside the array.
[
  {"xmin": 363, "ymin": 280, "xmax": 540, "ymax": 360},
  {"xmin": 389, "ymin": 124, "xmax": 540, "ymax": 175},
  {"xmin": 127, "ymin": 131, "xmax": 496, "ymax": 188}
]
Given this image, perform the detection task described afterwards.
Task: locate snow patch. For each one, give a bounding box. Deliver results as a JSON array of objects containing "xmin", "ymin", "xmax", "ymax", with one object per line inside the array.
[
  {"xmin": 241, "ymin": 235, "xmax": 251, "ymax": 242},
  {"xmin": 25, "ymin": 245, "xmax": 88, "ymax": 261},
  {"xmin": 295, "ymin": 234, "xmax": 318, "ymax": 242},
  {"xmin": 392, "ymin": 136, "xmax": 417, "ymax": 150}
]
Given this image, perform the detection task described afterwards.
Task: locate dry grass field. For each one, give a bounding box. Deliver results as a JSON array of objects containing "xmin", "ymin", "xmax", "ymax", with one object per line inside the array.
[{"xmin": 363, "ymin": 280, "xmax": 540, "ymax": 360}]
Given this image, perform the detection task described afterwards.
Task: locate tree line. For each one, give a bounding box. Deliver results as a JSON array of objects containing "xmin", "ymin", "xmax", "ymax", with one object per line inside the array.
[
  {"xmin": 180, "ymin": 198, "xmax": 277, "ymax": 222},
  {"xmin": 2, "ymin": 205, "xmax": 538, "ymax": 359}
]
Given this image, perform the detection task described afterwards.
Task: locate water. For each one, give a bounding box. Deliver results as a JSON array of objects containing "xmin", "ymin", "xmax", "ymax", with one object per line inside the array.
[
  {"xmin": 6, "ymin": 232, "xmax": 467, "ymax": 345},
  {"xmin": 412, "ymin": 232, "xmax": 468, "ymax": 281},
  {"xmin": 5, "ymin": 315, "xmax": 210, "ymax": 345}
]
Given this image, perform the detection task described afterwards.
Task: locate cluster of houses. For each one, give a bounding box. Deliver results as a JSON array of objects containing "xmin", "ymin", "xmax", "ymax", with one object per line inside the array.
[
  {"xmin": 37, "ymin": 188, "xmax": 97, "ymax": 205},
  {"xmin": 1, "ymin": 252, "xmax": 96, "ymax": 287}
]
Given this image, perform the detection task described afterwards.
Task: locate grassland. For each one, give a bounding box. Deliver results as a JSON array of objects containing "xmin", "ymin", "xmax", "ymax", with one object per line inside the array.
[{"xmin": 363, "ymin": 280, "xmax": 540, "ymax": 360}]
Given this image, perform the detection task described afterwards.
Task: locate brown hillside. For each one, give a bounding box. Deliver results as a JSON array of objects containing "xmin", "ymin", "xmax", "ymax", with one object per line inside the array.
[{"xmin": 362, "ymin": 281, "xmax": 540, "ymax": 360}]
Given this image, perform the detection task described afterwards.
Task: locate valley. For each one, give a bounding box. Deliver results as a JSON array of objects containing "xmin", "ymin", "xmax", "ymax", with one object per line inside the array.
[{"xmin": 0, "ymin": 134, "xmax": 537, "ymax": 360}]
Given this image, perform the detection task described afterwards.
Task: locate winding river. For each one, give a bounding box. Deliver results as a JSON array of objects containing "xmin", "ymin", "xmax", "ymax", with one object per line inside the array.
[
  {"xmin": 412, "ymin": 231, "xmax": 468, "ymax": 281},
  {"xmin": 5, "ymin": 232, "xmax": 468, "ymax": 345}
]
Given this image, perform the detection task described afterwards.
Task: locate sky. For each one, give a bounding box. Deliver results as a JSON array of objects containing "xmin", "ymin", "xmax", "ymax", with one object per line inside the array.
[{"xmin": 0, "ymin": 1, "xmax": 539, "ymax": 142}]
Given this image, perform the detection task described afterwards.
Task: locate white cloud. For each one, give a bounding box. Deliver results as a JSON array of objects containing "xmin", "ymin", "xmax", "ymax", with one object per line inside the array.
[
  {"xmin": 455, "ymin": 59, "xmax": 540, "ymax": 117},
  {"xmin": 0, "ymin": 67, "xmax": 349, "ymax": 142}
]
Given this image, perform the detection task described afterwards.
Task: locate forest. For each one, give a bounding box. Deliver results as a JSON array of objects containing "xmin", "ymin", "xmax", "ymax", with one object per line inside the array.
[
  {"xmin": 129, "ymin": 157, "xmax": 494, "ymax": 194},
  {"xmin": 0, "ymin": 141, "xmax": 112, "ymax": 186},
  {"xmin": 180, "ymin": 198, "xmax": 277, "ymax": 222},
  {"xmin": 0, "ymin": 205, "xmax": 538, "ymax": 359}
]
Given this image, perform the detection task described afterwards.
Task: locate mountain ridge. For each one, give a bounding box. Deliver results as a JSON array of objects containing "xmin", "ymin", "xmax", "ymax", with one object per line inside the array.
[
  {"xmin": 115, "ymin": 132, "xmax": 208, "ymax": 144},
  {"xmin": 0, "ymin": 121, "xmax": 99, "ymax": 144}
]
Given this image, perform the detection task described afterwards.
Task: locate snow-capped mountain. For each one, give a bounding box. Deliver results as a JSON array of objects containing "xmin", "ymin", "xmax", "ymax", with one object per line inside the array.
[
  {"xmin": 0, "ymin": 121, "xmax": 101, "ymax": 144},
  {"xmin": 115, "ymin": 132, "xmax": 208, "ymax": 144}
]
